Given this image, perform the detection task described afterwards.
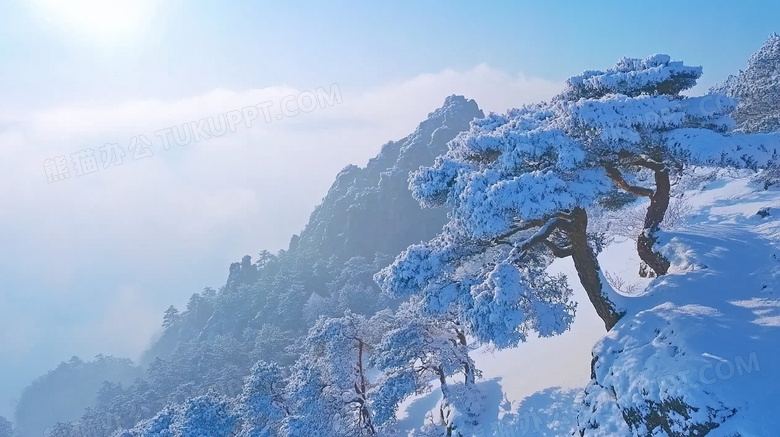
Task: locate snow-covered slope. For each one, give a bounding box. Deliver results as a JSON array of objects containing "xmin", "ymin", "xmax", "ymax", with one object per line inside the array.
[
  {"xmin": 579, "ymin": 174, "xmax": 780, "ymax": 436},
  {"xmin": 395, "ymin": 173, "xmax": 779, "ymax": 436}
]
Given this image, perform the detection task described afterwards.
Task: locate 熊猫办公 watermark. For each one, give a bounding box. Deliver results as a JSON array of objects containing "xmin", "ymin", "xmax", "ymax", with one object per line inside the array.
[{"xmin": 43, "ymin": 84, "xmax": 343, "ymax": 183}]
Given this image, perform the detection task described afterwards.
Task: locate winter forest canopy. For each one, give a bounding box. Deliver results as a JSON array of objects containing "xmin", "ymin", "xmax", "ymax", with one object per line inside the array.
[{"xmin": 5, "ymin": 34, "xmax": 780, "ymax": 437}]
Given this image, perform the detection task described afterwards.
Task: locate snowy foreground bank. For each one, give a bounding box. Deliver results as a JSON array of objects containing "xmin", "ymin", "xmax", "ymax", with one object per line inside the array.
[{"xmin": 393, "ymin": 175, "xmax": 779, "ymax": 436}]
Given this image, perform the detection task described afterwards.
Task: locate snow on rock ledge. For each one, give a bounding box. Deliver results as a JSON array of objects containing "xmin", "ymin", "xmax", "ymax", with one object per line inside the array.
[{"xmin": 578, "ymin": 179, "xmax": 780, "ymax": 436}]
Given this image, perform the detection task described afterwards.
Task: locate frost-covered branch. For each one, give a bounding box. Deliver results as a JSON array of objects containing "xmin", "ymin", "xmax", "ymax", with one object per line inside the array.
[{"xmin": 490, "ymin": 218, "xmax": 548, "ymax": 246}]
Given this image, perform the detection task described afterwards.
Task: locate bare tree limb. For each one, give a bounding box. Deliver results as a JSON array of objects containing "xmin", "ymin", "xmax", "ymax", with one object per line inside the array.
[{"xmin": 542, "ymin": 240, "xmax": 574, "ymax": 258}]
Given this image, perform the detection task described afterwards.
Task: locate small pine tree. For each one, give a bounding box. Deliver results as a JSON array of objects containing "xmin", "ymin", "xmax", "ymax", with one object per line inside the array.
[
  {"xmin": 0, "ymin": 416, "xmax": 13, "ymax": 437},
  {"xmin": 162, "ymin": 305, "xmax": 180, "ymax": 329}
]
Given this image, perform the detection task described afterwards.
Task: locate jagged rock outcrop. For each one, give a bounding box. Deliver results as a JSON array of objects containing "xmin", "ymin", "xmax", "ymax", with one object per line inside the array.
[{"xmin": 226, "ymin": 255, "xmax": 259, "ymax": 292}]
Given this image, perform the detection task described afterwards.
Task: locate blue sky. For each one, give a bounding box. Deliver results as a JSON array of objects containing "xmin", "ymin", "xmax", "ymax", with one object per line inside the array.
[
  {"xmin": 1, "ymin": 1, "xmax": 778, "ymax": 108},
  {"xmin": 0, "ymin": 0, "xmax": 777, "ymax": 420}
]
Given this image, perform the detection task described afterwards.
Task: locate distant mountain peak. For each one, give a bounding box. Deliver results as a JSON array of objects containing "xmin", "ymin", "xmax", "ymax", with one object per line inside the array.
[{"xmin": 295, "ymin": 96, "xmax": 483, "ymax": 259}]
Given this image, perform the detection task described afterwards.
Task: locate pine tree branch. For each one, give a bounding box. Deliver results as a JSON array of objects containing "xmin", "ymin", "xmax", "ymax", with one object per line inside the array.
[
  {"xmin": 616, "ymin": 150, "xmax": 667, "ymax": 172},
  {"xmin": 510, "ymin": 217, "xmax": 567, "ymax": 255},
  {"xmin": 491, "ymin": 218, "xmax": 548, "ymax": 246},
  {"xmin": 542, "ymin": 240, "xmax": 574, "ymax": 258},
  {"xmin": 603, "ymin": 162, "xmax": 654, "ymax": 197}
]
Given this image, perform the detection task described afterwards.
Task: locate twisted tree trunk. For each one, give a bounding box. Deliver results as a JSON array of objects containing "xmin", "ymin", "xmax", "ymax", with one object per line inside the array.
[
  {"xmin": 455, "ymin": 328, "xmax": 475, "ymax": 385},
  {"xmin": 495, "ymin": 208, "xmax": 625, "ymax": 330},
  {"xmin": 636, "ymin": 168, "xmax": 671, "ymax": 276},
  {"xmin": 604, "ymin": 156, "xmax": 672, "ymax": 276},
  {"xmin": 563, "ymin": 208, "xmax": 624, "ymax": 331}
]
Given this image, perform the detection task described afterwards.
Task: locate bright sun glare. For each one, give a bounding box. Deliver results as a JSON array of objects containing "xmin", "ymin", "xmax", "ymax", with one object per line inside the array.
[{"xmin": 32, "ymin": 0, "xmax": 155, "ymax": 43}]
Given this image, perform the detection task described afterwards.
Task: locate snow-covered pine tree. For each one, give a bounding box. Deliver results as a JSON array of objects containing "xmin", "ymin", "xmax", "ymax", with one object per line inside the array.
[
  {"xmin": 375, "ymin": 103, "xmax": 616, "ymax": 334},
  {"xmin": 282, "ymin": 312, "xmax": 378, "ymax": 436},
  {"xmin": 369, "ymin": 299, "xmax": 479, "ymax": 433},
  {"xmin": 119, "ymin": 404, "xmax": 179, "ymax": 437},
  {"xmin": 169, "ymin": 393, "xmax": 238, "ymax": 436},
  {"xmin": 278, "ymin": 362, "xmax": 333, "ymax": 437},
  {"xmin": 376, "ymin": 53, "xmax": 779, "ymax": 338},
  {"xmin": 712, "ymin": 33, "xmax": 780, "ymax": 134},
  {"xmin": 117, "ymin": 393, "xmax": 237, "ymax": 437},
  {"xmin": 554, "ymin": 54, "xmax": 732, "ymax": 276},
  {"xmin": 235, "ymin": 361, "xmax": 288, "ymax": 436}
]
